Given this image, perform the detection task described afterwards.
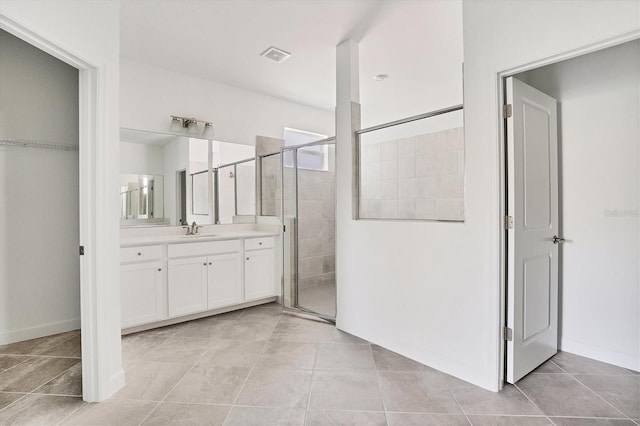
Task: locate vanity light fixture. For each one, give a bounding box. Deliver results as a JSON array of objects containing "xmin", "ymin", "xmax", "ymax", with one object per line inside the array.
[
  {"xmin": 186, "ymin": 120, "xmax": 199, "ymax": 135},
  {"xmin": 202, "ymin": 122, "xmax": 215, "ymax": 138},
  {"xmin": 169, "ymin": 116, "xmax": 215, "ymax": 139}
]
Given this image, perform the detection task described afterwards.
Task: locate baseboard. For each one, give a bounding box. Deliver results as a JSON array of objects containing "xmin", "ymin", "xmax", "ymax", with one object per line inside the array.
[
  {"xmin": 560, "ymin": 337, "xmax": 639, "ymax": 371},
  {"xmin": 103, "ymin": 368, "xmax": 125, "ymax": 402},
  {"xmin": 0, "ymin": 318, "xmax": 81, "ymax": 345},
  {"xmin": 121, "ymin": 297, "xmax": 277, "ymax": 335}
]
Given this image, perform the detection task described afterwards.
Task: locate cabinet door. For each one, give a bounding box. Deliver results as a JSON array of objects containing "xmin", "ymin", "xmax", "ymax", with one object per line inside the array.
[
  {"xmin": 244, "ymin": 248, "xmax": 276, "ymax": 301},
  {"xmin": 208, "ymin": 253, "xmax": 242, "ymax": 309},
  {"xmin": 168, "ymin": 256, "xmax": 208, "ymax": 317},
  {"xmin": 121, "ymin": 261, "xmax": 164, "ymax": 328}
]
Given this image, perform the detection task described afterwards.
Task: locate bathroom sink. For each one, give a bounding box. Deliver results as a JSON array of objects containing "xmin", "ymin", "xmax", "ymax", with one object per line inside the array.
[{"xmin": 180, "ymin": 234, "xmax": 217, "ymax": 238}]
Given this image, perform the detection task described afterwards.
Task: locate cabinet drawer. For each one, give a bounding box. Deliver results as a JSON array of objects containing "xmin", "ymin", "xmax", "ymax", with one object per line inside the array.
[
  {"xmin": 244, "ymin": 237, "xmax": 274, "ymax": 251},
  {"xmin": 120, "ymin": 245, "xmax": 163, "ymax": 263},
  {"xmin": 168, "ymin": 239, "xmax": 240, "ymax": 258}
]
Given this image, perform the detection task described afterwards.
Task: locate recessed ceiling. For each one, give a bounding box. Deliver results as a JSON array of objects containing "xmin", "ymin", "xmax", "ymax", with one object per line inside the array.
[{"xmin": 120, "ymin": 0, "xmax": 463, "ymax": 127}]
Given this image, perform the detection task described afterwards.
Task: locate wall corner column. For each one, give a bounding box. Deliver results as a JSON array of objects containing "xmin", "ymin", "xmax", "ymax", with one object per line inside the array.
[{"xmin": 335, "ymin": 38, "xmax": 360, "ymax": 325}]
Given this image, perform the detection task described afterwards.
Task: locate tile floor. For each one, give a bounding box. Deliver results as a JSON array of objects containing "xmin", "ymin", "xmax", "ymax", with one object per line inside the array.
[{"xmin": 0, "ymin": 303, "xmax": 638, "ymax": 425}]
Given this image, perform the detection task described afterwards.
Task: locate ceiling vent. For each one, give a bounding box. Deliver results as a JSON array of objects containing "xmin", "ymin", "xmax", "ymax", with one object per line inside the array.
[{"xmin": 260, "ymin": 46, "xmax": 291, "ymax": 63}]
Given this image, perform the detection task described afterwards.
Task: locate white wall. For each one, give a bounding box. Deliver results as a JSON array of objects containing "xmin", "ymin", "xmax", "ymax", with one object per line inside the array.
[
  {"xmin": 120, "ymin": 59, "xmax": 335, "ymax": 144},
  {"xmin": 336, "ymin": 0, "xmax": 640, "ymax": 392},
  {"xmin": 120, "ymin": 142, "xmax": 164, "ymax": 176},
  {"xmin": 517, "ymin": 40, "xmax": 639, "ymax": 369},
  {"xmin": 0, "ymin": 0, "xmax": 123, "ymax": 400},
  {"xmin": 460, "ymin": 0, "xmax": 639, "ymax": 388},
  {"xmin": 0, "ymin": 29, "xmax": 80, "ymax": 345}
]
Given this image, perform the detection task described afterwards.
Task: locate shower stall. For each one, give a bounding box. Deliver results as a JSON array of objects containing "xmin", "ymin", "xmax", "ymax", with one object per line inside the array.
[{"xmin": 259, "ymin": 138, "xmax": 336, "ymax": 321}]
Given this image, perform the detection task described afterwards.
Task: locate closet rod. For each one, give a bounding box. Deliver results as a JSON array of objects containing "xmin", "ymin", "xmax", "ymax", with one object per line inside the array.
[{"xmin": 0, "ymin": 137, "xmax": 79, "ymax": 152}]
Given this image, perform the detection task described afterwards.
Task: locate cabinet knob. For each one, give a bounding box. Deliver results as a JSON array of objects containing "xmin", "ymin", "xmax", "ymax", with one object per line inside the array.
[
  {"xmin": 246, "ymin": 257, "xmax": 250, "ymax": 260},
  {"xmin": 203, "ymin": 262, "xmax": 207, "ymax": 266},
  {"xmin": 259, "ymin": 242, "xmax": 263, "ymax": 245},
  {"xmin": 137, "ymin": 252, "xmax": 142, "ymax": 256},
  {"xmin": 209, "ymin": 262, "xmax": 212, "ymax": 265},
  {"xmin": 157, "ymin": 268, "xmax": 162, "ymax": 272}
]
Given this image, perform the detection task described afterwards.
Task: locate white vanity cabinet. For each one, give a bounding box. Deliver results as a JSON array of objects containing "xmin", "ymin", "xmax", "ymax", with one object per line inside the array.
[
  {"xmin": 167, "ymin": 256, "xmax": 208, "ymax": 317},
  {"xmin": 207, "ymin": 253, "xmax": 243, "ymax": 309},
  {"xmin": 120, "ymin": 245, "xmax": 165, "ymax": 328},
  {"xmin": 167, "ymin": 239, "xmax": 243, "ymax": 317},
  {"xmin": 244, "ymin": 237, "xmax": 276, "ymax": 301},
  {"xmin": 120, "ymin": 234, "xmax": 277, "ymax": 332}
]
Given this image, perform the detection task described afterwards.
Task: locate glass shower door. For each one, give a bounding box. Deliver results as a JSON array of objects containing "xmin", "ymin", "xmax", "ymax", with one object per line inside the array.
[{"xmin": 281, "ymin": 140, "xmax": 336, "ymax": 320}]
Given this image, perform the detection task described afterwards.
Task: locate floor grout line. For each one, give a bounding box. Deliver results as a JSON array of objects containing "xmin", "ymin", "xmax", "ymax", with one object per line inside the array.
[
  {"xmin": 567, "ymin": 373, "xmax": 633, "ymax": 421},
  {"xmin": 512, "ymin": 381, "xmax": 548, "ymax": 418},
  {"xmin": 370, "ymin": 343, "xmax": 394, "ymax": 426},
  {"xmin": 1, "ymin": 356, "xmax": 81, "ymax": 398},
  {"xmin": 549, "ymin": 359, "xmax": 568, "ymax": 373},
  {"xmin": 29, "ymin": 359, "xmax": 81, "ymax": 397},
  {"xmin": 0, "ymin": 338, "xmax": 84, "ymax": 420},
  {"xmin": 302, "ymin": 338, "xmax": 320, "ymax": 426},
  {"xmin": 54, "ymin": 398, "xmax": 87, "ymax": 426},
  {"xmin": 131, "ymin": 316, "xmax": 237, "ymax": 426},
  {"xmin": 0, "ymin": 392, "xmax": 30, "ymax": 414},
  {"xmin": 226, "ymin": 310, "xmax": 284, "ymax": 422},
  {"xmin": 0, "ymin": 354, "xmax": 81, "ymax": 360},
  {"xmin": 441, "ymin": 372, "xmax": 473, "ymax": 426},
  {"xmin": 0, "ymin": 355, "xmax": 34, "ymax": 376},
  {"xmin": 547, "ymin": 415, "xmax": 640, "ymax": 419}
]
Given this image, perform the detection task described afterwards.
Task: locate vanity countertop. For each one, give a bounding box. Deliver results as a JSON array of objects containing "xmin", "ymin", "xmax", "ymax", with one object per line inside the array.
[{"xmin": 120, "ymin": 229, "xmax": 279, "ymax": 247}]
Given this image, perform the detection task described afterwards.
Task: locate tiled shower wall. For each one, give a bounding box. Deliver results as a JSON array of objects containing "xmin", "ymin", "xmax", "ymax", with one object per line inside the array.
[
  {"xmin": 360, "ymin": 127, "xmax": 464, "ymax": 221},
  {"xmin": 261, "ymin": 155, "xmax": 335, "ymax": 289},
  {"xmin": 296, "ymin": 168, "xmax": 335, "ymax": 289}
]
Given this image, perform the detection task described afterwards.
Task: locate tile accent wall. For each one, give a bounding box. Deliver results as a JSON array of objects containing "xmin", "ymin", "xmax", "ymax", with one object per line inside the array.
[{"xmin": 359, "ymin": 127, "xmax": 464, "ymax": 221}]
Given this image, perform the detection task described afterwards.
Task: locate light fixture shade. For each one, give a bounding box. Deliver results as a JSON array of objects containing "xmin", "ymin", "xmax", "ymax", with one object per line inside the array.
[
  {"xmin": 202, "ymin": 122, "xmax": 215, "ymax": 139},
  {"xmin": 186, "ymin": 120, "xmax": 199, "ymax": 135},
  {"xmin": 169, "ymin": 117, "xmax": 183, "ymax": 132}
]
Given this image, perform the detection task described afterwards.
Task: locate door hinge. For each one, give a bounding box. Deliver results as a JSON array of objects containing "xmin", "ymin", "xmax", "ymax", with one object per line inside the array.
[
  {"xmin": 504, "ymin": 326, "xmax": 513, "ymax": 342},
  {"xmin": 79, "ymin": 246, "xmax": 85, "ymax": 256},
  {"xmin": 283, "ymin": 225, "xmax": 286, "ymax": 233},
  {"xmin": 504, "ymin": 215, "xmax": 514, "ymax": 230},
  {"xmin": 503, "ymin": 104, "xmax": 512, "ymax": 118}
]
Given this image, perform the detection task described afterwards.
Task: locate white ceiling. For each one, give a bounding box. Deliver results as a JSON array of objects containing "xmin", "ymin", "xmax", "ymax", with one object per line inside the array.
[{"xmin": 120, "ymin": 0, "xmax": 463, "ymax": 126}]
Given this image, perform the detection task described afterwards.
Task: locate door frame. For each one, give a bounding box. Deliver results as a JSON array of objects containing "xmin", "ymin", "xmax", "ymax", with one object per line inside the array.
[
  {"xmin": 0, "ymin": 14, "xmax": 120, "ymax": 401},
  {"xmin": 496, "ymin": 30, "xmax": 640, "ymax": 388}
]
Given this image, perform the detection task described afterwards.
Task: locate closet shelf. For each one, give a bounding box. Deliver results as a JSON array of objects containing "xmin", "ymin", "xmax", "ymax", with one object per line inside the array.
[{"xmin": 0, "ymin": 137, "xmax": 79, "ymax": 152}]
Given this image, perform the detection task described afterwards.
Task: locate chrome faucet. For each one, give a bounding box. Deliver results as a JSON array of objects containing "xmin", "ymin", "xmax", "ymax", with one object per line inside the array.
[{"xmin": 183, "ymin": 221, "xmax": 202, "ymax": 235}]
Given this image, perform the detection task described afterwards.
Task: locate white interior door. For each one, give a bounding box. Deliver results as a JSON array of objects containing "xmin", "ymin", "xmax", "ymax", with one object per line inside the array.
[{"xmin": 506, "ymin": 76, "xmax": 560, "ymax": 383}]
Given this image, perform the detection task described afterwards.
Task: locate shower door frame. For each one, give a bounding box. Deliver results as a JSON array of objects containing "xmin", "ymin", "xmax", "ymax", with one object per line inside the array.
[{"xmin": 280, "ymin": 137, "xmax": 337, "ymax": 323}]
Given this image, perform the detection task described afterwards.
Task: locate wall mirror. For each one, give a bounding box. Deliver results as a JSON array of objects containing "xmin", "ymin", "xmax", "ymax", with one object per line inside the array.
[
  {"xmin": 119, "ymin": 128, "xmax": 256, "ymax": 227},
  {"xmin": 120, "ymin": 174, "xmax": 166, "ymax": 226}
]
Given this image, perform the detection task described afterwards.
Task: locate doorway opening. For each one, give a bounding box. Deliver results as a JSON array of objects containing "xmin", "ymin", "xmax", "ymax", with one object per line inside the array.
[
  {"xmin": 176, "ymin": 169, "xmax": 187, "ymax": 226},
  {"xmin": 0, "ymin": 27, "xmax": 82, "ymax": 393},
  {"xmin": 501, "ymin": 37, "xmax": 640, "ymax": 384},
  {"xmin": 0, "ymin": 12, "xmax": 117, "ymax": 402}
]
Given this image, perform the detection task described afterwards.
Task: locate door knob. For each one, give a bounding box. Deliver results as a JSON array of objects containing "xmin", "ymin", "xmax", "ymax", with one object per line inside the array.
[{"xmin": 552, "ymin": 236, "xmax": 565, "ymax": 244}]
